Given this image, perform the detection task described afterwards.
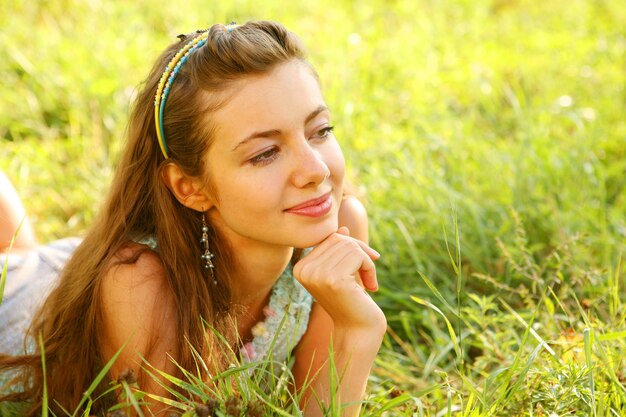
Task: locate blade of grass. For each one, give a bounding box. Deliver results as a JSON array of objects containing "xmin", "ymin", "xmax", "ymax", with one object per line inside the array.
[
  {"xmin": 584, "ymin": 328, "xmax": 596, "ymax": 417},
  {"xmin": 71, "ymin": 340, "xmax": 128, "ymax": 417},
  {"xmin": 576, "ymin": 290, "xmax": 626, "ymax": 402},
  {"xmin": 0, "ymin": 217, "xmax": 24, "ymax": 306},
  {"xmin": 39, "ymin": 332, "xmax": 48, "ymax": 417},
  {"xmin": 411, "ymin": 296, "xmax": 461, "ymax": 359},
  {"xmin": 121, "ymin": 381, "xmax": 145, "ymax": 417},
  {"xmin": 609, "ymin": 254, "xmax": 621, "ymax": 317},
  {"xmin": 416, "ymin": 272, "xmax": 460, "ymax": 318},
  {"xmin": 443, "ymin": 207, "xmax": 464, "ymax": 375},
  {"xmin": 500, "ymin": 299, "xmax": 557, "ymax": 359},
  {"xmin": 597, "ymin": 330, "xmax": 626, "ymax": 341}
]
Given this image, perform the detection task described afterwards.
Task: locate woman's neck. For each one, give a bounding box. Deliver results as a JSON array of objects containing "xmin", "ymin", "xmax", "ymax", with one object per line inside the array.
[
  {"xmin": 228, "ymin": 242, "xmax": 293, "ymax": 342},
  {"xmin": 207, "ymin": 213, "xmax": 294, "ymax": 304},
  {"xmin": 227, "ymin": 238, "xmax": 294, "ymax": 305}
]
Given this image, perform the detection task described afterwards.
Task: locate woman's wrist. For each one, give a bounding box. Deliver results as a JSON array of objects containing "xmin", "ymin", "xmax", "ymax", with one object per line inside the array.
[
  {"xmin": 332, "ymin": 321, "xmax": 386, "ymax": 355},
  {"xmin": 333, "ymin": 306, "xmax": 387, "ymax": 340}
]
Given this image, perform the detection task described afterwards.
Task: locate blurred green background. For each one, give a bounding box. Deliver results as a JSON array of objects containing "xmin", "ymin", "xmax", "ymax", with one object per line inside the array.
[{"xmin": 1, "ymin": 0, "xmax": 625, "ymax": 414}]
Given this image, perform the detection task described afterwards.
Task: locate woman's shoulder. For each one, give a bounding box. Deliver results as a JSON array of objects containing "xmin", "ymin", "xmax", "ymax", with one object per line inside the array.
[
  {"xmin": 339, "ymin": 194, "xmax": 369, "ymax": 243},
  {"xmin": 101, "ymin": 242, "xmax": 169, "ymax": 307},
  {"xmin": 110, "ymin": 241, "xmax": 164, "ymax": 270}
]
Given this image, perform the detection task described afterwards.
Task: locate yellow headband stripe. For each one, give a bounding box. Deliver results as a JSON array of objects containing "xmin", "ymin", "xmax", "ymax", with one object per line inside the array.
[{"xmin": 153, "ymin": 31, "xmax": 210, "ymax": 159}]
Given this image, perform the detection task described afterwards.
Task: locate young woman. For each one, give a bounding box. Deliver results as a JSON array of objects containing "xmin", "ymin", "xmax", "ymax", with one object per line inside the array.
[{"xmin": 0, "ymin": 21, "xmax": 386, "ymax": 416}]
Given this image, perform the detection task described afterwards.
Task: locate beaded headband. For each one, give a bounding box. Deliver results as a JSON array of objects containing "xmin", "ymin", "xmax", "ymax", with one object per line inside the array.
[
  {"xmin": 154, "ymin": 23, "xmax": 240, "ymax": 159},
  {"xmin": 154, "ymin": 31, "xmax": 209, "ymax": 158}
]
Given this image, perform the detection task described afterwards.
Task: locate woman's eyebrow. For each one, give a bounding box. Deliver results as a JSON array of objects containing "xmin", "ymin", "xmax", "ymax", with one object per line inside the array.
[
  {"xmin": 304, "ymin": 104, "xmax": 329, "ymax": 124},
  {"xmin": 231, "ymin": 105, "xmax": 329, "ymax": 152}
]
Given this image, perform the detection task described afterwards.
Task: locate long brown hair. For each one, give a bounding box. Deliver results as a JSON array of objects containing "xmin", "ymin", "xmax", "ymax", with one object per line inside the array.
[{"xmin": 0, "ymin": 21, "xmax": 308, "ymax": 416}]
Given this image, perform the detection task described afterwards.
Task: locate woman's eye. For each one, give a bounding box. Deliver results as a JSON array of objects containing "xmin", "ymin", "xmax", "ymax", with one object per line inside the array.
[
  {"xmin": 312, "ymin": 126, "xmax": 334, "ymax": 140},
  {"xmin": 250, "ymin": 148, "xmax": 278, "ymax": 166}
]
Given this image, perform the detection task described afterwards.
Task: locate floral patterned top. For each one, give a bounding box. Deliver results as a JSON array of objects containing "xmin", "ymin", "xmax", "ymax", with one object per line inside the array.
[{"xmin": 240, "ymin": 265, "xmax": 313, "ymax": 364}]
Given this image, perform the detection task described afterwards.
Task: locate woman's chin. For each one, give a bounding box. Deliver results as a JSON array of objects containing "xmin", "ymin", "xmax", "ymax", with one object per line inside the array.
[{"xmin": 293, "ymin": 222, "xmax": 338, "ymax": 249}]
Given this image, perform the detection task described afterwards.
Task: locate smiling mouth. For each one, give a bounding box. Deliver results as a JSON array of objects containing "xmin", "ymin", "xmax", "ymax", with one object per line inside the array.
[{"xmin": 285, "ymin": 192, "xmax": 332, "ymax": 217}]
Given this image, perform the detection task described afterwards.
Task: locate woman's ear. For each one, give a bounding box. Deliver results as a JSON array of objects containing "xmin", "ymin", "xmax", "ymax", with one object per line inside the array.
[{"xmin": 161, "ymin": 163, "xmax": 213, "ymax": 211}]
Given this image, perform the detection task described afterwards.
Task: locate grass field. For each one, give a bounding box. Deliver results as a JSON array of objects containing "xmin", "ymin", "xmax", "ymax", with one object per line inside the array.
[{"xmin": 1, "ymin": 0, "xmax": 625, "ymax": 415}]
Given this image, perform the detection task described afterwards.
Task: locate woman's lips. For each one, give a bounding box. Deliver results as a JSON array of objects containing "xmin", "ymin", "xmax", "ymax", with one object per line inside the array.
[{"xmin": 285, "ymin": 192, "xmax": 332, "ymax": 217}]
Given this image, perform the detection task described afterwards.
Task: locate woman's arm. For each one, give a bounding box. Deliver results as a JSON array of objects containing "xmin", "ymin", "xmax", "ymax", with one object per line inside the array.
[
  {"xmin": 292, "ymin": 195, "xmax": 386, "ymax": 416},
  {"xmin": 0, "ymin": 171, "xmax": 37, "ymax": 252},
  {"xmin": 292, "ymin": 300, "xmax": 385, "ymax": 417},
  {"xmin": 100, "ymin": 246, "xmax": 179, "ymax": 413}
]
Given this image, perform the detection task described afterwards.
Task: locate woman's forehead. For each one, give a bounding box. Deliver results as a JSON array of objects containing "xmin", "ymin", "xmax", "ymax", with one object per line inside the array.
[{"xmin": 209, "ymin": 60, "xmax": 326, "ymax": 145}]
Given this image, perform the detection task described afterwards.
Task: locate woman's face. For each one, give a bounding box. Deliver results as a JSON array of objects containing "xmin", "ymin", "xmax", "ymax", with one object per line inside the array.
[{"xmin": 204, "ymin": 60, "xmax": 345, "ymax": 250}]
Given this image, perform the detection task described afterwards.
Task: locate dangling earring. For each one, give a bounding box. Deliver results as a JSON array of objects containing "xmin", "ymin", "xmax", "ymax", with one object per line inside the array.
[{"xmin": 200, "ymin": 213, "xmax": 217, "ymax": 284}]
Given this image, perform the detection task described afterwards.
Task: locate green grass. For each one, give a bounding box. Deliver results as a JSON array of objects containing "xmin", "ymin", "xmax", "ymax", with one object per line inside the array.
[{"xmin": 1, "ymin": 0, "xmax": 625, "ymax": 415}]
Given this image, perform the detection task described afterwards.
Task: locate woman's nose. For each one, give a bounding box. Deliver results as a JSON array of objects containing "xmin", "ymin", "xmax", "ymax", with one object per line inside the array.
[{"xmin": 291, "ymin": 145, "xmax": 330, "ymax": 189}]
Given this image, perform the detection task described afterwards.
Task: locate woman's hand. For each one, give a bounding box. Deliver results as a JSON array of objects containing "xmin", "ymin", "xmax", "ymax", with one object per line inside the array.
[
  {"xmin": 293, "ymin": 226, "xmax": 386, "ymax": 335},
  {"xmin": 292, "ymin": 226, "xmax": 386, "ymax": 416}
]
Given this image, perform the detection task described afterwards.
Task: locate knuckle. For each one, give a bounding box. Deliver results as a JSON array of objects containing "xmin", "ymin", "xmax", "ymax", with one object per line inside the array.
[
  {"xmin": 337, "ymin": 237, "xmax": 358, "ymax": 254},
  {"xmin": 332, "ymin": 275, "xmax": 354, "ymax": 292},
  {"xmin": 297, "ymin": 263, "xmax": 310, "ymax": 280},
  {"xmin": 297, "ymin": 263, "xmax": 316, "ymax": 283},
  {"xmin": 293, "ymin": 263, "xmax": 301, "ymax": 277},
  {"xmin": 329, "ymin": 233, "xmax": 344, "ymax": 244}
]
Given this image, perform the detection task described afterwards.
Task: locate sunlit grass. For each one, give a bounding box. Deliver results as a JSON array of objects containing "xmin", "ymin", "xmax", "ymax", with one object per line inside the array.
[{"xmin": 1, "ymin": 0, "xmax": 624, "ymax": 416}]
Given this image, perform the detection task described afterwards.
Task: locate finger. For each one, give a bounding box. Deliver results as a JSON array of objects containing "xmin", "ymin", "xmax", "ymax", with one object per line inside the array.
[
  {"xmin": 301, "ymin": 238, "xmax": 372, "ymax": 291},
  {"xmin": 332, "ymin": 228, "xmax": 381, "ymax": 260},
  {"xmin": 347, "ymin": 236, "xmax": 380, "ymax": 260},
  {"xmin": 304, "ymin": 228, "xmax": 347, "ymax": 258},
  {"xmin": 331, "ymin": 246, "xmax": 377, "ymax": 290},
  {"xmin": 297, "ymin": 231, "xmax": 380, "ymax": 283},
  {"xmin": 360, "ymin": 266, "xmax": 378, "ymax": 292},
  {"xmin": 296, "ymin": 228, "xmax": 346, "ymax": 265},
  {"xmin": 325, "ymin": 247, "xmax": 368, "ymax": 289},
  {"xmin": 337, "ymin": 226, "xmax": 350, "ymax": 236},
  {"xmin": 294, "ymin": 235, "xmax": 353, "ymax": 281},
  {"xmin": 335, "ymin": 225, "xmax": 380, "ymax": 260},
  {"xmin": 320, "ymin": 232, "xmax": 381, "ymax": 262},
  {"xmin": 361, "ymin": 242, "xmax": 380, "ymax": 260},
  {"xmin": 315, "ymin": 238, "xmax": 363, "ymax": 278},
  {"xmin": 357, "ymin": 254, "xmax": 378, "ymax": 291}
]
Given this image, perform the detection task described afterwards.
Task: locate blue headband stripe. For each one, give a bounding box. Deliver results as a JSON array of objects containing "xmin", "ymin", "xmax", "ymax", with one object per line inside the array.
[{"xmin": 154, "ymin": 34, "xmax": 209, "ymax": 158}]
